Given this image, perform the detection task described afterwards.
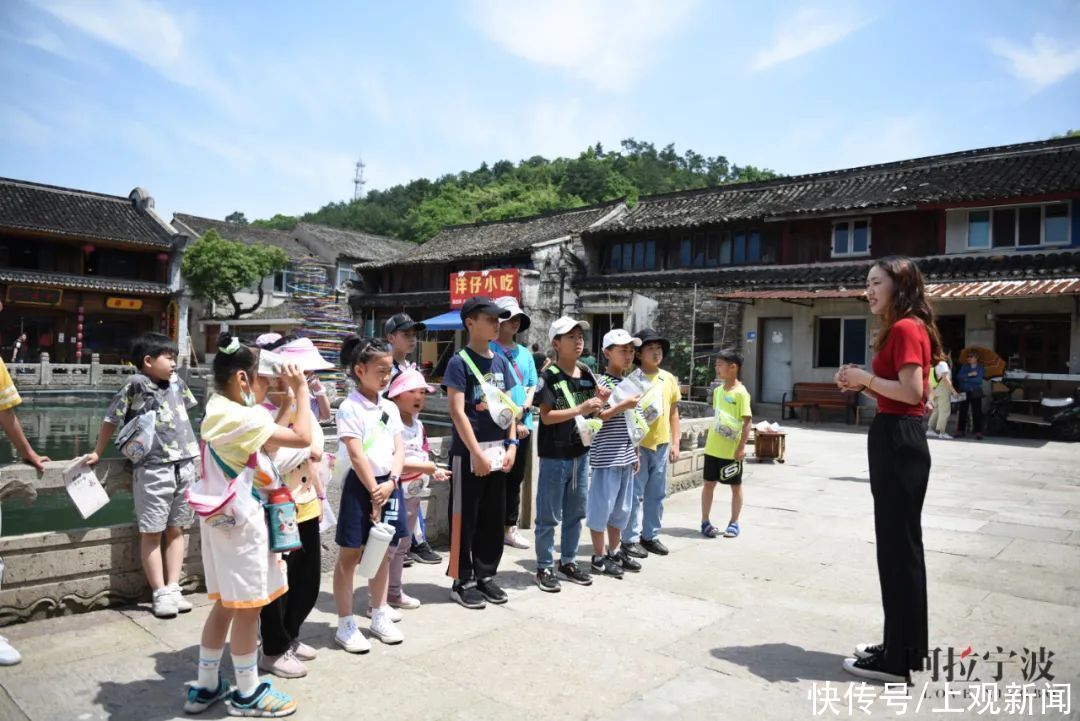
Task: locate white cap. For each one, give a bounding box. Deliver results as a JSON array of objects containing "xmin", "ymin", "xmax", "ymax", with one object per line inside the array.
[
  {"xmin": 494, "ymin": 296, "xmax": 531, "ymax": 331},
  {"xmin": 602, "ymin": 329, "xmax": 641, "ymax": 349},
  {"xmin": 549, "ymin": 315, "xmax": 590, "ymax": 341}
]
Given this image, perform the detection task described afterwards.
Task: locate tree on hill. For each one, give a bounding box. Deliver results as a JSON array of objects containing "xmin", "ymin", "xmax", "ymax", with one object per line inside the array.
[
  {"xmin": 181, "ymin": 229, "xmax": 288, "ymax": 318},
  {"xmin": 224, "ymin": 211, "xmax": 248, "ymax": 224}
]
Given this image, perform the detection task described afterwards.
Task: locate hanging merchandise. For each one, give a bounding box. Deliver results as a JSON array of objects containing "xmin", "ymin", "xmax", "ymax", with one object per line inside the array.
[{"xmin": 287, "ymin": 260, "xmax": 354, "ymax": 399}]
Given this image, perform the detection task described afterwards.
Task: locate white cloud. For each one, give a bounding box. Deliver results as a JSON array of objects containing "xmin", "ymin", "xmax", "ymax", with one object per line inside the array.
[
  {"xmin": 751, "ymin": 5, "xmax": 864, "ymax": 71},
  {"xmin": 991, "ymin": 34, "xmax": 1080, "ymax": 92},
  {"xmin": 468, "ymin": 0, "xmax": 698, "ymax": 93}
]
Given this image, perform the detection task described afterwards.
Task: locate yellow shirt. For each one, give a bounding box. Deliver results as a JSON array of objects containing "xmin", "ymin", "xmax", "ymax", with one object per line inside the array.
[
  {"xmin": 0, "ymin": 358, "xmax": 21, "ymax": 412},
  {"xmin": 200, "ymin": 394, "xmax": 277, "ymax": 479},
  {"xmin": 640, "ymin": 369, "xmax": 681, "ymax": 451},
  {"xmin": 705, "ymin": 382, "xmax": 752, "ymax": 460}
]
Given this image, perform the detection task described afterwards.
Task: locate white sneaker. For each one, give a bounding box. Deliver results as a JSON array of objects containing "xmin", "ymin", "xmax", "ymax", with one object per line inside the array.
[
  {"xmin": 388, "ymin": 592, "xmax": 421, "ymax": 610},
  {"xmin": 168, "ymin": 583, "xmax": 193, "ymax": 613},
  {"xmin": 0, "ymin": 636, "xmax": 21, "ymax": 666},
  {"xmin": 366, "ymin": 604, "xmax": 402, "ymax": 623},
  {"xmin": 152, "ymin": 587, "xmax": 178, "ymax": 618},
  {"xmin": 925, "ymin": 429, "xmax": 938, "ymax": 438},
  {"xmin": 938, "ymin": 432, "xmax": 953, "ymax": 440},
  {"xmin": 504, "ymin": 527, "xmax": 531, "ymax": 549},
  {"xmin": 369, "ymin": 610, "xmax": 404, "ymax": 645},
  {"xmin": 334, "ymin": 619, "xmax": 371, "ymax": 654}
]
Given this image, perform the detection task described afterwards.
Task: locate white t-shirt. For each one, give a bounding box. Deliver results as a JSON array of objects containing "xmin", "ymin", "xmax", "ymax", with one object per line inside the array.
[
  {"xmin": 401, "ymin": 417, "xmax": 430, "ymax": 484},
  {"xmin": 335, "ymin": 390, "xmax": 403, "ymax": 478}
]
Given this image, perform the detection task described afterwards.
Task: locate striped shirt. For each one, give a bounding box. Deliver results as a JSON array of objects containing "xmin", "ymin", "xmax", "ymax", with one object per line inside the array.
[
  {"xmin": 589, "ymin": 373, "xmax": 639, "ymax": 469},
  {"xmin": 0, "ymin": 358, "xmax": 22, "ymax": 412}
]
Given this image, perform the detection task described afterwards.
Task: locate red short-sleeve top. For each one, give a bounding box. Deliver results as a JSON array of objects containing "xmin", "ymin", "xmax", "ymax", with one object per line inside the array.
[{"xmin": 870, "ymin": 317, "xmax": 931, "ymax": 417}]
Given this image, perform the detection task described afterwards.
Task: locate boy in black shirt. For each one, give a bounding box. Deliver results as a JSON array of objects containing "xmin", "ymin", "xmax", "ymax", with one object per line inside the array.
[
  {"xmin": 443, "ymin": 297, "xmax": 517, "ymax": 609},
  {"xmin": 532, "ymin": 316, "xmax": 605, "ymax": 592}
]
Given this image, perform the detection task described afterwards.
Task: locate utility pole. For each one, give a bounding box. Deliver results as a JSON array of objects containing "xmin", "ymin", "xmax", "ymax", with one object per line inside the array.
[{"xmin": 353, "ymin": 157, "xmax": 366, "ymax": 201}]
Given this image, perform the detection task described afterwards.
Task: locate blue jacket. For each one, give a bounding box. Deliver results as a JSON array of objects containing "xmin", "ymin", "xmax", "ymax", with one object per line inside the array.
[{"xmin": 957, "ymin": 364, "xmax": 985, "ymax": 392}]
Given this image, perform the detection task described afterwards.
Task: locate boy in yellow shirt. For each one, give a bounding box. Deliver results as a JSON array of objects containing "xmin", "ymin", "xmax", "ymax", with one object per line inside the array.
[
  {"xmin": 701, "ymin": 349, "xmax": 751, "ymax": 539},
  {"xmin": 620, "ymin": 328, "xmax": 681, "ymax": 559}
]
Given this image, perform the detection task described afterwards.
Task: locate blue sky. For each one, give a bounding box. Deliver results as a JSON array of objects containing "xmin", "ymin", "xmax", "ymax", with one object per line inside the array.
[{"xmin": 2, "ymin": 0, "xmax": 1079, "ymax": 223}]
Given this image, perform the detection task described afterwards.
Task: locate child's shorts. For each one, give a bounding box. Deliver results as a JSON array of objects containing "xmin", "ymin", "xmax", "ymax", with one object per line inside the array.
[
  {"xmin": 133, "ymin": 459, "xmax": 196, "ymax": 533},
  {"xmin": 586, "ymin": 464, "xmax": 634, "ymax": 532},
  {"xmin": 336, "ymin": 471, "xmax": 410, "ymax": 549},
  {"xmin": 200, "ymin": 507, "xmax": 286, "ymax": 609},
  {"xmin": 704, "ymin": 456, "xmax": 743, "ymax": 485}
]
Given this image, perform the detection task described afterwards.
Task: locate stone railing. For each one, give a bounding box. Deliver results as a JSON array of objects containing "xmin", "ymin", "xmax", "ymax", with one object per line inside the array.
[
  {"xmin": 9, "ymin": 353, "xmax": 211, "ymax": 393},
  {"xmin": 0, "ymin": 418, "xmax": 712, "ymax": 625}
]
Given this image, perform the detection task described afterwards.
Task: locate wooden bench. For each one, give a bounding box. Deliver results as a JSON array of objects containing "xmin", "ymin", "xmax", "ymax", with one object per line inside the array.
[{"xmin": 781, "ymin": 382, "xmax": 863, "ymax": 425}]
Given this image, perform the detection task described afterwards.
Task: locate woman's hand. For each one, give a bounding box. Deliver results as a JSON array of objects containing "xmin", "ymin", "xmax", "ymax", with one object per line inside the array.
[{"xmin": 839, "ymin": 365, "xmax": 871, "ymax": 392}]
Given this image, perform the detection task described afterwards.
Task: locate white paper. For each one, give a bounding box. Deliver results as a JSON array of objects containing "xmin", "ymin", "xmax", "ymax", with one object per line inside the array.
[
  {"xmin": 471, "ymin": 442, "xmax": 506, "ymax": 473},
  {"xmin": 63, "ymin": 455, "xmax": 110, "ymax": 519}
]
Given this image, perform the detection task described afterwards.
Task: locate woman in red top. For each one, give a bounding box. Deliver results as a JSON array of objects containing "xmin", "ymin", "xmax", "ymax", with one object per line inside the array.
[{"xmin": 836, "ymin": 256, "xmax": 942, "ymax": 684}]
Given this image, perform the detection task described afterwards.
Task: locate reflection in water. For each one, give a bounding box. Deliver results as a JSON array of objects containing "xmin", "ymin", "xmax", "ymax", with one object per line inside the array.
[{"xmin": 0, "ymin": 397, "xmax": 451, "ymax": 535}]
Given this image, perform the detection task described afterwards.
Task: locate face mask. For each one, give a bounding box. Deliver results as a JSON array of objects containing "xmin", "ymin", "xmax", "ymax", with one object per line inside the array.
[{"xmin": 239, "ymin": 373, "xmax": 256, "ymax": 407}]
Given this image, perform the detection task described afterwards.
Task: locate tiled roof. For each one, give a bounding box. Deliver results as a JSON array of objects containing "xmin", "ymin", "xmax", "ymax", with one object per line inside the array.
[
  {"xmin": 576, "ymin": 249, "xmax": 1080, "ymax": 290},
  {"xmin": 720, "ymin": 277, "xmax": 1080, "ymax": 300},
  {"xmin": 349, "ymin": 290, "xmax": 449, "ymax": 310},
  {"xmin": 0, "ymin": 268, "xmax": 173, "ymax": 296},
  {"xmin": 587, "ymin": 137, "xmax": 1080, "ymax": 234},
  {"xmin": 361, "ymin": 200, "xmax": 627, "ymax": 269},
  {"xmin": 0, "ymin": 178, "xmax": 176, "ymax": 248},
  {"xmin": 295, "ymin": 223, "xmax": 414, "ymax": 262},
  {"xmin": 172, "ymin": 214, "xmax": 316, "ymax": 262}
]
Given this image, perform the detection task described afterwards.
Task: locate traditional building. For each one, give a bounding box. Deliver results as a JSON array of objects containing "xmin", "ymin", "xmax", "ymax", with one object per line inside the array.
[
  {"xmin": 172, "ymin": 214, "xmax": 409, "ymax": 358},
  {"xmin": 0, "ymin": 178, "xmax": 188, "ymax": 364}
]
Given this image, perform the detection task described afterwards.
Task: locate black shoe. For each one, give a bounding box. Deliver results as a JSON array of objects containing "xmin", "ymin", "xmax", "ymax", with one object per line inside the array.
[
  {"xmin": 535, "ymin": 568, "xmax": 561, "ymax": 593},
  {"xmin": 621, "ymin": 541, "xmax": 648, "ymax": 559},
  {"xmin": 476, "ymin": 577, "xmax": 508, "ymax": 605},
  {"xmin": 615, "ymin": 549, "xmax": 642, "ymax": 572},
  {"xmin": 854, "ymin": 642, "xmax": 884, "ymax": 660},
  {"xmin": 591, "ymin": 554, "xmax": 623, "ymax": 578},
  {"xmin": 409, "ymin": 541, "xmax": 442, "ymax": 564},
  {"xmin": 403, "ymin": 555, "xmax": 414, "ymax": 568},
  {"xmin": 842, "ymin": 652, "xmax": 911, "ymax": 684},
  {"xmin": 450, "ymin": 582, "xmax": 487, "ymax": 609},
  {"xmin": 641, "ymin": 538, "xmax": 669, "ymax": 556},
  {"xmin": 556, "ymin": 562, "xmax": 593, "ymax": 586}
]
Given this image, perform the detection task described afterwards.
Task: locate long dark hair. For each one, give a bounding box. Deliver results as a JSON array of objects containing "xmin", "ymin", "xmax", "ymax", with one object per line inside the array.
[{"xmin": 872, "ymin": 256, "xmax": 943, "ymax": 363}]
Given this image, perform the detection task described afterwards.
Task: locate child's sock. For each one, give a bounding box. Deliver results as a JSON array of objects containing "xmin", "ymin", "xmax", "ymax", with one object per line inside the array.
[
  {"xmin": 231, "ymin": 651, "xmax": 259, "ymax": 697},
  {"xmin": 338, "ymin": 615, "xmax": 356, "ymax": 634},
  {"xmin": 197, "ymin": 646, "xmax": 224, "ymax": 689}
]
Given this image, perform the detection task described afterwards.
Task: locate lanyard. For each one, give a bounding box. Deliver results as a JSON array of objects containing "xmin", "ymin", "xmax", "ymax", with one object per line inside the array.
[
  {"xmin": 362, "ymin": 410, "xmax": 390, "ymax": 453},
  {"xmin": 493, "ymin": 342, "xmax": 525, "ymax": 385},
  {"xmin": 548, "ymin": 365, "xmax": 580, "ymax": 410},
  {"xmin": 457, "ymin": 350, "xmax": 522, "ymax": 417}
]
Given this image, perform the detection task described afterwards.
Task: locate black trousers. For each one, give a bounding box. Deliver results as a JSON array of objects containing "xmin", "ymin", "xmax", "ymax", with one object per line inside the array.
[
  {"xmin": 504, "ymin": 435, "xmax": 530, "ymax": 527},
  {"xmin": 867, "ymin": 414, "xmax": 931, "ymax": 674},
  {"xmin": 260, "ymin": 516, "xmax": 322, "ymax": 656},
  {"xmin": 956, "ymin": 395, "xmax": 983, "ymax": 434},
  {"xmin": 447, "ymin": 454, "xmax": 506, "ymax": 583}
]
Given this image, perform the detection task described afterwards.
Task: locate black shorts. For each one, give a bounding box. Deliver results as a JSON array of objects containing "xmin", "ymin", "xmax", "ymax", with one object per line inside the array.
[
  {"xmin": 336, "ymin": 471, "xmax": 410, "ymax": 549},
  {"xmin": 703, "ymin": 456, "xmax": 743, "ymax": 485}
]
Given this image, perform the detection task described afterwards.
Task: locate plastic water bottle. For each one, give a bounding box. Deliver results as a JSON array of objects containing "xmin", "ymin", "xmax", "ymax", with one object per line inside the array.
[
  {"xmin": 356, "ymin": 522, "xmax": 395, "ymax": 578},
  {"xmin": 266, "ymin": 487, "xmax": 302, "ymax": 552}
]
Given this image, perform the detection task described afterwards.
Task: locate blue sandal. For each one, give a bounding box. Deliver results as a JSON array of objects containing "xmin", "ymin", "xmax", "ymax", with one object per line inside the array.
[
  {"xmin": 701, "ymin": 521, "xmax": 721, "ymax": 538},
  {"xmin": 724, "ymin": 522, "xmax": 740, "ymax": 538}
]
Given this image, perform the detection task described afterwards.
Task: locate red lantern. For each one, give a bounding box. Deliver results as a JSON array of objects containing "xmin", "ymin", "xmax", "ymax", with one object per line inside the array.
[
  {"xmin": 75, "ymin": 342, "xmax": 83, "ymax": 350},
  {"xmin": 77, "ymin": 306, "xmax": 85, "ymax": 314},
  {"xmin": 157, "ymin": 252, "xmax": 169, "ymax": 262},
  {"xmin": 77, "ymin": 323, "xmax": 83, "ymax": 332},
  {"xmin": 82, "ymin": 244, "xmax": 95, "ymax": 255}
]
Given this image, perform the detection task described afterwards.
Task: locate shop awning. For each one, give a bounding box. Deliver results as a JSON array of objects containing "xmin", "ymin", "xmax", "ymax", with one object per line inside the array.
[
  {"xmin": 420, "ymin": 310, "xmax": 464, "ymax": 331},
  {"xmin": 718, "ymin": 278, "xmax": 1080, "ymax": 302}
]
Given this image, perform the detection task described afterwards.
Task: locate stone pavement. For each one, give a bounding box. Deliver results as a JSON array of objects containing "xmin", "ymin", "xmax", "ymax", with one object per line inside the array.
[{"xmin": 1, "ymin": 424, "xmax": 1078, "ymax": 721}]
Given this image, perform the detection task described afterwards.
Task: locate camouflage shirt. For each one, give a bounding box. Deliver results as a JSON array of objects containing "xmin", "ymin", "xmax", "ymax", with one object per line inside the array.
[{"xmin": 104, "ymin": 372, "xmax": 200, "ymax": 465}]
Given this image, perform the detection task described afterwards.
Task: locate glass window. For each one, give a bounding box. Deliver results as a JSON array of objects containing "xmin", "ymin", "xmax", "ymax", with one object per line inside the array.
[
  {"xmin": 273, "ymin": 270, "xmax": 291, "ymax": 294},
  {"xmin": 816, "ymin": 318, "xmax": 841, "ymax": 367},
  {"xmin": 692, "ymin": 233, "xmax": 705, "ymax": 267},
  {"xmin": 1045, "ymin": 203, "xmax": 1069, "ymax": 244},
  {"xmin": 748, "ymin": 231, "xmax": 761, "ymax": 262},
  {"xmin": 852, "ymin": 221, "xmax": 869, "ymax": 254},
  {"xmin": 992, "ymin": 208, "xmax": 1015, "ymax": 247},
  {"xmin": 705, "ymin": 232, "xmax": 719, "ymax": 267},
  {"xmin": 833, "ymin": 224, "xmax": 849, "ymax": 255},
  {"xmin": 842, "ymin": 318, "xmax": 867, "ymax": 365},
  {"xmin": 968, "ymin": 211, "xmax": 990, "ymax": 248},
  {"xmin": 609, "ymin": 243, "xmax": 621, "ymax": 272},
  {"xmin": 634, "ymin": 240, "xmax": 645, "ymax": 270},
  {"xmin": 645, "ymin": 240, "xmax": 656, "ymax": 270},
  {"xmin": 1018, "ymin": 206, "xmax": 1041, "ymax": 246},
  {"xmin": 733, "ymin": 232, "xmax": 746, "ymax": 264},
  {"xmin": 719, "ymin": 233, "xmax": 732, "ymax": 264},
  {"xmin": 680, "ymin": 237, "xmax": 691, "ymax": 267}
]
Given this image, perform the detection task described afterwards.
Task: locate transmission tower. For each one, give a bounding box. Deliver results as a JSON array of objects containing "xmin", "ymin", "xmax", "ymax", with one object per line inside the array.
[{"xmin": 353, "ymin": 157, "xmax": 366, "ymax": 200}]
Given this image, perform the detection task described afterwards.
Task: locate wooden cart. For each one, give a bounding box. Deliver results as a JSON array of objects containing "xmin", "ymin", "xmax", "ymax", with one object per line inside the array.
[{"xmin": 752, "ymin": 429, "xmax": 787, "ymax": 463}]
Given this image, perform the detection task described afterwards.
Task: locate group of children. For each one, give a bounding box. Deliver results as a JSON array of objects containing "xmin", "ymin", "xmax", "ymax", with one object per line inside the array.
[{"xmin": 66, "ymin": 294, "xmax": 754, "ymax": 717}]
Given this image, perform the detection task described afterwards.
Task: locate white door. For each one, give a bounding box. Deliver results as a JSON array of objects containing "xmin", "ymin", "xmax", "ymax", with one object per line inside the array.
[{"xmin": 760, "ymin": 318, "xmax": 793, "ymax": 404}]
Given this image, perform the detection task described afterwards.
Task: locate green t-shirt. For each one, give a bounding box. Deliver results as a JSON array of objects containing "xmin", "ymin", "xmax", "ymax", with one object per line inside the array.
[{"xmin": 704, "ymin": 382, "xmax": 752, "ymax": 460}]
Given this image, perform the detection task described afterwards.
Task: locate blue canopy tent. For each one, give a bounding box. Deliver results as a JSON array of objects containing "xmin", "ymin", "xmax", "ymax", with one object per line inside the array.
[{"xmin": 421, "ymin": 310, "xmax": 464, "ymax": 331}]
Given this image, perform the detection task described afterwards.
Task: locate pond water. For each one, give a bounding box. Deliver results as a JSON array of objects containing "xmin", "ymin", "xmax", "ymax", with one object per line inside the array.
[{"xmin": 0, "ymin": 395, "xmax": 451, "ymax": 536}]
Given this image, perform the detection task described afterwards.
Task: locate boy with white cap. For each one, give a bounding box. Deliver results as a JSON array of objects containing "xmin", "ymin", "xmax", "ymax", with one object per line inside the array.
[
  {"xmin": 587, "ymin": 330, "xmax": 646, "ymax": 578},
  {"xmin": 533, "ymin": 316, "xmax": 604, "ymax": 592},
  {"xmin": 490, "ymin": 296, "xmax": 538, "ymax": 551}
]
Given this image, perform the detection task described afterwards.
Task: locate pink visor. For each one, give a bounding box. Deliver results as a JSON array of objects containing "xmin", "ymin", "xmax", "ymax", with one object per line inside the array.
[
  {"xmin": 387, "ymin": 368, "xmax": 436, "ymax": 398},
  {"xmin": 276, "ymin": 337, "xmax": 334, "ymax": 372}
]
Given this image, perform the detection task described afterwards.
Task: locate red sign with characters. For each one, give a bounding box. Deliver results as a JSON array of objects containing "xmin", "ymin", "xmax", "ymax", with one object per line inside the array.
[{"xmin": 448, "ymin": 269, "xmax": 520, "ymax": 308}]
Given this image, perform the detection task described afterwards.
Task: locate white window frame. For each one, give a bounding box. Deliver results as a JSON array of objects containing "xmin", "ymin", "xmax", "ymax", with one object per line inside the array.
[
  {"xmin": 273, "ymin": 269, "xmax": 292, "ymax": 296},
  {"xmin": 336, "ymin": 266, "xmax": 357, "ymax": 289},
  {"xmin": 814, "ymin": 315, "xmax": 868, "ymax": 368},
  {"xmin": 965, "ymin": 201, "xmax": 1072, "ymax": 250},
  {"xmin": 831, "ymin": 218, "xmax": 872, "ymax": 258}
]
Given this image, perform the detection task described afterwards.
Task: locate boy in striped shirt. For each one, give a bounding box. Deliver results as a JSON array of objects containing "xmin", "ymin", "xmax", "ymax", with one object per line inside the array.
[{"xmin": 586, "ymin": 330, "xmax": 647, "ymax": 578}]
